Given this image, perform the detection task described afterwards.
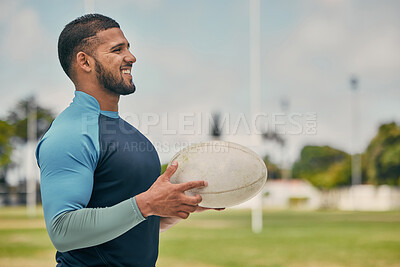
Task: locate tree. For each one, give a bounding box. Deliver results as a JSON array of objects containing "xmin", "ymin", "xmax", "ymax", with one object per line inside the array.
[
  {"xmin": 0, "ymin": 97, "xmax": 54, "ymax": 185},
  {"xmin": 364, "ymin": 122, "xmax": 400, "ymax": 185},
  {"xmin": 292, "ymin": 145, "xmax": 351, "ymax": 189},
  {"xmin": 6, "ymin": 96, "xmax": 54, "ymax": 143},
  {"xmin": 263, "ymin": 155, "xmax": 281, "ymax": 179},
  {"xmin": 0, "ymin": 120, "xmax": 14, "ymax": 168}
]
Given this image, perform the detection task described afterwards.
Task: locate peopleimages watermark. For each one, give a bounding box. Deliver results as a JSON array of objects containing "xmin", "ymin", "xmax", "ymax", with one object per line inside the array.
[
  {"xmin": 82, "ymin": 112, "xmax": 318, "ymax": 136},
  {"xmin": 99, "ymin": 140, "xmax": 231, "ymax": 154}
]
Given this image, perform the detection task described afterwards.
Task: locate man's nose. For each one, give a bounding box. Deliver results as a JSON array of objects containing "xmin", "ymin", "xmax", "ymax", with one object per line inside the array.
[{"xmin": 125, "ymin": 50, "xmax": 136, "ymax": 64}]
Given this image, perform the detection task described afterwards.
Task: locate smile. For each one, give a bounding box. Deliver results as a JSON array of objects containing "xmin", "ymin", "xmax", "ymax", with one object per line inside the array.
[{"xmin": 121, "ymin": 69, "xmax": 131, "ymax": 74}]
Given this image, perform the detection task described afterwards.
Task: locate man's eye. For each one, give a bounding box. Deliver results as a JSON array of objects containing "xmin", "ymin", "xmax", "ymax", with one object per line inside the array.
[{"xmin": 113, "ymin": 48, "xmax": 121, "ymax": 53}]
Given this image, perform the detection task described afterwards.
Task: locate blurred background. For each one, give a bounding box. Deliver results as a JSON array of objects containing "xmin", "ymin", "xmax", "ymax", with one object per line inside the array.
[{"xmin": 0, "ymin": 0, "xmax": 399, "ymax": 266}]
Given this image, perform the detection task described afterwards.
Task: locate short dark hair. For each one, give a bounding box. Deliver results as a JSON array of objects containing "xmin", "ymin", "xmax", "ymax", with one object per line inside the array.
[{"xmin": 58, "ymin": 14, "xmax": 120, "ymax": 78}]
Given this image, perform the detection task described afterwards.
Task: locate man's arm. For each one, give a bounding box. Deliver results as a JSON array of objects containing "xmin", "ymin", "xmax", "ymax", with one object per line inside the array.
[
  {"xmin": 43, "ymin": 162, "xmax": 204, "ymax": 252},
  {"xmin": 49, "ymin": 198, "xmax": 145, "ymax": 252},
  {"xmin": 48, "ymin": 162, "xmax": 206, "ymax": 251},
  {"xmin": 38, "ymin": 129, "xmax": 205, "ymax": 252},
  {"xmin": 37, "ymin": 128, "xmax": 149, "ymax": 252}
]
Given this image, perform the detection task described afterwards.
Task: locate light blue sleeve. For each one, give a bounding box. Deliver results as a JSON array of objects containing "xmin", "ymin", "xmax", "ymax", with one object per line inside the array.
[
  {"xmin": 36, "ymin": 114, "xmax": 145, "ymax": 252},
  {"xmin": 37, "ymin": 129, "xmax": 98, "ymax": 222},
  {"xmin": 49, "ymin": 198, "xmax": 145, "ymax": 252}
]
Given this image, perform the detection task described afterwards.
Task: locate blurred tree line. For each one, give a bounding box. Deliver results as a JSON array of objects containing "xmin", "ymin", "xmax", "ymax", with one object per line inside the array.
[
  {"xmin": 0, "ymin": 97, "xmax": 399, "ymax": 189},
  {"xmin": 0, "ymin": 97, "xmax": 54, "ymax": 183},
  {"xmin": 290, "ymin": 122, "xmax": 400, "ymax": 189},
  {"xmin": 364, "ymin": 122, "xmax": 400, "ymax": 185},
  {"xmin": 291, "ymin": 146, "xmax": 352, "ymax": 189}
]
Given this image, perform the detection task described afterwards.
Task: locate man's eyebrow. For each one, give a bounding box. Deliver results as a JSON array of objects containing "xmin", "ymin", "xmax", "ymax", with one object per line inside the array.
[{"xmin": 110, "ymin": 42, "xmax": 130, "ymax": 50}]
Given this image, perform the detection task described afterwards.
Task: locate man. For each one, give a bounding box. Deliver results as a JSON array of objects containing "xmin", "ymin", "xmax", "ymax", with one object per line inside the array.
[{"xmin": 36, "ymin": 14, "xmax": 215, "ymax": 266}]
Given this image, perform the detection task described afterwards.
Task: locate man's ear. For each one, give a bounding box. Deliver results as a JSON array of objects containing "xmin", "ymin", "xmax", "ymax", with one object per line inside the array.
[{"xmin": 76, "ymin": 52, "xmax": 93, "ymax": 73}]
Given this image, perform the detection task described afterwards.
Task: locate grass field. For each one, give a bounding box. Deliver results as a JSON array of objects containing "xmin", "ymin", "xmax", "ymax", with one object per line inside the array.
[{"xmin": 0, "ymin": 207, "xmax": 399, "ymax": 267}]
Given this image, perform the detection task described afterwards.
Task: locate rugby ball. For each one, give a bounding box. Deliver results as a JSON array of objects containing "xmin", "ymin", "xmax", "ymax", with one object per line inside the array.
[{"xmin": 168, "ymin": 141, "xmax": 267, "ymax": 208}]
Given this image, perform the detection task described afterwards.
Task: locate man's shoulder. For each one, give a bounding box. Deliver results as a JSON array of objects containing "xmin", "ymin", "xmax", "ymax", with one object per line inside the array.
[
  {"xmin": 57, "ymin": 101, "xmax": 100, "ymax": 125},
  {"xmin": 37, "ymin": 103, "xmax": 101, "ymax": 158},
  {"xmin": 46, "ymin": 102, "xmax": 98, "ymax": 135},
  {"xmin": 35, "ymin": 103, "xmax": 101, "ymax": 175}
]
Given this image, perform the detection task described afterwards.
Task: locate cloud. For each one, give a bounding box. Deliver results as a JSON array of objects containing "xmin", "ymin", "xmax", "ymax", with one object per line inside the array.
[
  {"xmin": 261, "ymin": 0, "xmax": 400, "ymax": 156},
  {"xmin": 349, "ymin": 27, "xmax": 400, "ymax": 78},
  {"xmin": 0, "ymin": 1, "xmax": 18, "ymax": 22},
  {"xmin": 1, "ymin": 4, "xmax": 50, "ymax": 61},
  {"xmin": 122, "ymin": 42, "xmax": 246, "ymax": 114},
  {"xmin": 265, "ymin": 1, "xmax": 400, "ymax": 86},
  {"xmin": 265, "ymin": 14, "xmax": 347, "ymax": 87}
]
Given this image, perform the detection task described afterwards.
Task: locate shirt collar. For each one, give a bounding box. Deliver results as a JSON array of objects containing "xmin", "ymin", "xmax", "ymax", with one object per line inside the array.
[{"xmin": 73, "ymin": 91, "xmax": 119, "ymax": 119}]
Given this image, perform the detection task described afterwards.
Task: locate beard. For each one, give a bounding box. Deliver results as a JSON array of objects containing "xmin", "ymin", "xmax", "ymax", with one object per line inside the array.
[{"xmin": 94, "ymin": 57, "xmax": 136, "ymax": 95}]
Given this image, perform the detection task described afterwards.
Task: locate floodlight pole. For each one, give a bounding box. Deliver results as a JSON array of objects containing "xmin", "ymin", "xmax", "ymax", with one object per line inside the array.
[
  {"xmin": 250, "ymin": 0, "xmax": 263, "ymax": 234},
  {"xmin": 280, "ymin": 97, "xmax": 289, "ymax": 179},
  {"xmin": 26, "ymin": 98, "xmax": 37, "ymax": 217},
  {"xmin": 350, "ymin": 76, "xmax": 362, "ymax": 186}
]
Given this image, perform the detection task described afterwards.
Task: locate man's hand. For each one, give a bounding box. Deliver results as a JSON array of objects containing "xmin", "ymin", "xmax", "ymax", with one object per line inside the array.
[{"xmin": 136, "ymin": 162, "xmax": 206, "ymax": 219}]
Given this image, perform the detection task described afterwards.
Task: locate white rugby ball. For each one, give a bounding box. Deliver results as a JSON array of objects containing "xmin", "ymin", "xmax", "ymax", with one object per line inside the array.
[{"xmin": 168, "ymin": 141, "xmax": 267, "ymax": 208}]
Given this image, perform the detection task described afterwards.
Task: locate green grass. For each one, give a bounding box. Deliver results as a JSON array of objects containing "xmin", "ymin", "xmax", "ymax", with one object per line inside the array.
[
  {"xmin": 0, "ymin": 207, "xmax": 399, "ymax": 267},
  {"xmin": 158, "ymin": 210, "xmax": 400, "ymax": 267},
  {"xmin": 0, "ymin": 206, "xmax": 55, "ymax": 267}
]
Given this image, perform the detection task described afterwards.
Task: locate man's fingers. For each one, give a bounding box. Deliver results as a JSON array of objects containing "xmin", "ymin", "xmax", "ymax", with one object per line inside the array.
[
  {"xmin": 177, "ymin": 211, "xmax": 190, "ymax": 219},
  {"xmin": 179, "ymin": 180, "xmax": 207, "ymax": 192},
  {"xmin": 162, "ymin": 162, "xmax": 178, "ymax": 181},
  {"xmin": 184, "ymin": 194, "xmax": 202, "ymax": 205},
  {"xmin": 180, "ymin": 204, "xmax": 198, "ymax": 214}
]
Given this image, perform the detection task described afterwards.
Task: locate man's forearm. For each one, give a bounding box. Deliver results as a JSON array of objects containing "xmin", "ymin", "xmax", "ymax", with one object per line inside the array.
[{"xmin": 49, "ymin": 197, "xmax": 145, "ymax": 252}]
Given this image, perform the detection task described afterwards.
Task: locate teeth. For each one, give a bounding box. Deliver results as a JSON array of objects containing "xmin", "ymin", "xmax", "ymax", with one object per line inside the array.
[{"xmin": 122, "ymin": 69, "xmax": 131, "ymax": 74}]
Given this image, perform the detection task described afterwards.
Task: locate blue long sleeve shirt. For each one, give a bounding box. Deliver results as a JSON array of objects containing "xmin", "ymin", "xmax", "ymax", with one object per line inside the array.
[{"xmin": 36, "ymin": 91, "xmax": 161, "ymax": 266}]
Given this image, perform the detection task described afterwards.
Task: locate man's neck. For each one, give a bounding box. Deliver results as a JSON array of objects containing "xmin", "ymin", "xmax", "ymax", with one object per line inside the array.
[{"xmin": 75, "ymin": 85, "xmax": 120, "ymax": 112}]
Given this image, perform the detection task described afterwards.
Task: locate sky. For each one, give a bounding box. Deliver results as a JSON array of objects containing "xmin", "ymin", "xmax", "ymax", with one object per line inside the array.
[{"xmin": 0, "ymin": 0, "xmax": 399, "ymax": 167}]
